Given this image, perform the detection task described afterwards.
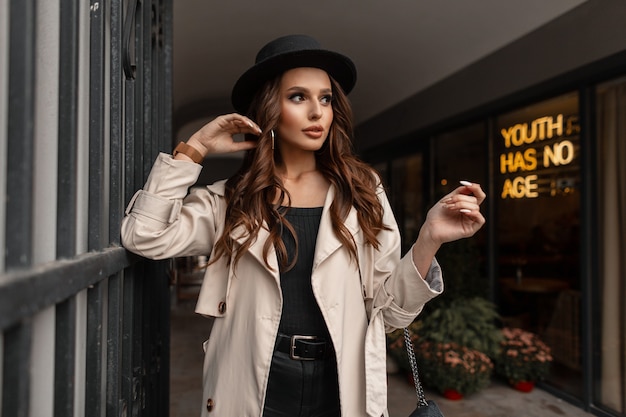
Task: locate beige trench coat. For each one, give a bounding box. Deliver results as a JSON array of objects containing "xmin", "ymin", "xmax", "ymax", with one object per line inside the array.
[{"xmin": 121, "ymin": 153, "xmax": 443, "ymax": 417}]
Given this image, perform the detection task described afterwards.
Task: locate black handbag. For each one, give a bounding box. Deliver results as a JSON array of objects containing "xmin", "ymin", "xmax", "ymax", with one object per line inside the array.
[{"xmin": 403, "ymin": 328, "xmax": 444, "ymax": 417}]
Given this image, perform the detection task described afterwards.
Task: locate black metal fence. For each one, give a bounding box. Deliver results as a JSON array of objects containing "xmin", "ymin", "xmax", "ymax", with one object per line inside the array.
[{"xmin": 1, "ymin": 0, "xmax": 173, "ymax": 416}]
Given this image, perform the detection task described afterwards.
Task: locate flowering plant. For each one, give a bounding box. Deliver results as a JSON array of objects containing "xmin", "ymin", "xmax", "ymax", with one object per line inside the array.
[
  {"xmin": 494, "ymin": 327, "xmax": 553, "ymax": 384},
  {"xmin": 415, "ymin": 340, "xmax": 494, "ymax": 396},
  {"xmin": 388, "ymin": 331, "xmax": 493, "ymax": 396}
]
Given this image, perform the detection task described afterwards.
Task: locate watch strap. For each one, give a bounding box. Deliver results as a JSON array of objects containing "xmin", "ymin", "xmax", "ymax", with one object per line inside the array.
[{"xmin": 173, "ymin": 141, "xmax": 204, "ymax": 164}]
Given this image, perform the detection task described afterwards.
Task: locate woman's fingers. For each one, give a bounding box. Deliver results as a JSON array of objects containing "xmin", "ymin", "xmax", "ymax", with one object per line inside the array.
[
  {"xmin": 441, "ymin": 182, "xmax": 486, "ymax": 209},
  {"xmin": 439, "ymin": 182, "xmax": 486, "ymax": 226},
  {"xmin": 219, "ymin": 113, "xmax": 262, "ymax": 135},
  {"xmin": 187, "ymin": 114, "xmax": 263, "ymax": 155},
  {"xmin": 458, "ymin": 181, "xmax": 486, "ymax": 204},
  {"xmin": 440, "ymin": 194, "xmax": 477, "ymax": 211},
  {"xmin": 421, "ymin": 181, "xmax": 487, "ymax": 244}
]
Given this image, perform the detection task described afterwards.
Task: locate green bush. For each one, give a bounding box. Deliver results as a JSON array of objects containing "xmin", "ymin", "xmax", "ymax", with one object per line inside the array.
[{"xmin": 418, "ymin": 297, "xmax": 502, "ymax": 358}]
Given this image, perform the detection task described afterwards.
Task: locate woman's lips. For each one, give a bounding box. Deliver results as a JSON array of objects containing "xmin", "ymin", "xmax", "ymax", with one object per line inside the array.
[{"xmin": 302, "ymin": 126, "xmax": 324, "ymax": 139}]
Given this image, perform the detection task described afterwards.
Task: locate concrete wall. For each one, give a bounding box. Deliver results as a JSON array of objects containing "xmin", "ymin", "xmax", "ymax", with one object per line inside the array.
[{"xmin": 355, "ymin": 0, "xmax": 626, "ymax": 152}]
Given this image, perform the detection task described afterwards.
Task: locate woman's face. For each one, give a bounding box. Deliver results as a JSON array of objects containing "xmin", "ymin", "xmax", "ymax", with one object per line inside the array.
[{"xmin": 276, "ymin": 67, "xmax": 334, "ymax": 153}]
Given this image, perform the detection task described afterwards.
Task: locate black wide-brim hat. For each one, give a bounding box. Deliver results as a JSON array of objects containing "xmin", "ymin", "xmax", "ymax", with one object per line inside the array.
[{"xmin": 231, "ymin": 34, "xmax": 357, "ymax": 114}]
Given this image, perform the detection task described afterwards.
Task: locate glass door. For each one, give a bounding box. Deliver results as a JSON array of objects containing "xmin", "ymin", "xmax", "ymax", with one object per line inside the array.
[
  {"xmin": 389, "ymin": 153, "xmax": 426, "ymax": 255},
  {"xmin": 494, "ymin": 92, "xmax": 582, "ymax": 398}
]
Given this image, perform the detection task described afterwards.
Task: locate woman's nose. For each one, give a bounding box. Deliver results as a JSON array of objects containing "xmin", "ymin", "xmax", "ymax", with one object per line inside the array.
[{"xmin": 309, "ymin": 101, "xmax": 322, "ymax": 120}]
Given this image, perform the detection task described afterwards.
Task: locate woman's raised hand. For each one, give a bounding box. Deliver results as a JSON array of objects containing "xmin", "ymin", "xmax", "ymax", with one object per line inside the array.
[
  {"xmin": 411, "ymin": 181, "xmax": 486, "ymax": 277},
  {"xmin": 183, "ymin": 113, "xmax": 262, "ymax": 158},
  {"xmin": 424, "ymin": 181, "xmax": 486, "ymax": 246}
]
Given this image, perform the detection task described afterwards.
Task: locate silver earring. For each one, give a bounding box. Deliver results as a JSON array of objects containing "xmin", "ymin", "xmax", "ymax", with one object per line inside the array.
[{"xmin": 270, "ymin": 129, "xmax": 275, "ymax": 150}]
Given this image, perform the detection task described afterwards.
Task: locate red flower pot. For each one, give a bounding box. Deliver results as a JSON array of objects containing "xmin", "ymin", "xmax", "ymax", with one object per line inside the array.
[
  {"xmin": 442, "ymin": 388, "xmax": 464, "ymax": 400},
  {"xmin": 512, "ymin": 381, "xmax": 535, "ymax": 392}
]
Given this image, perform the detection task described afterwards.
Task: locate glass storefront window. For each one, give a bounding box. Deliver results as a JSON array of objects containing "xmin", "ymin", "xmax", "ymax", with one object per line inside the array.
[
  {"xmin": 595, "ymin": 76, "xmax": 626, "ymax": 415},
  {"xmin": 385, "ymin": 123, "xmax": 487, "ymax": 257},
  {"xmin": 494, "ymin": 92, "xmax": 582, "ymax": 397},
  {"xmin": 433, "ymin": 124, "xmax": 488, "ymax": 297},
  {"xmin": 390, "ymin": 154, "xmax": 424, "ymax": 254},
  {"xmin": 433, "ymin": 123, "xmax": 487, "ymax": 200},
  {"xmin": 370, "ymin": 73, "xmax": 626, "ymax": 417}
]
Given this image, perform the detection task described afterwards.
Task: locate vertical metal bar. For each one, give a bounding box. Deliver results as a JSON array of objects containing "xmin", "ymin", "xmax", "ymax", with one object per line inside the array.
[
  {"xmin": 159, "ymin": 1, "xmax": 173, "ymax": 414},
  {"xmin": 120, "ymin": 268, "xmax": 135, "ymax": 417},
  {"xmin": 121, "ymin": 5, "xmax": 141, "ymax": 412},
  {"xmin": 130, "ymin": 2, "xmax": 145, "ymax": 189},
  {"xmin": 88, "ymin": 0, "xmax": 106, "ymax": 251},
  {"xmin": 130, "ymin": 265, "xmax": 144, "ymax": 417},
  {"xmin": 0, "ymin": 0, "xmax": 8, "ymax": 274},
  {"xmin": 157, "ymin": 263, "xmax": 171, "ymax": 417},
  {"xmin": 123, "ymin": 0, "xmax": 141, "ymax": 202},
  {"xmin": 109, "ymin": 0, "xmax": 124, "ymax": 245},
  {"xmin": 120, "ymin": 0, "xmax": 139, "ymax": 408},
  {"xmin": 137, "ymin": 271, "xmax": 147, "ymax": 417},
  {"xmin": 57, "ymin": 0, "xmax": 80, "ymax": 258},
  {"xmin": 141, "ymin": 261, "xmax": 168, "ymax": 417},
  {"xmin": 54, "ymin": 298, "xmax": 77, "ymax": 417},
  {"xmin": 86, "ymin": 1, "xmax": 108, "ymax": 410},
  {"xmin": 579, "ymin": 86, "xmax": 597, "ymax": 412},
  {"xmin": 85, "ymin": 282, "xmax": 104, "ymax": 417},
  {"xmin": 108, "ymin": 2, "xmax": 125, "ymax": 413},
  {"xmin": 144, "ymin": 4, "xmax": 157, "ymax": 413},
  {"xmin": 163, "ymin": 0, "xmax": 173, "ymax": 152},
  {"xmin": 142, "ymin": 0, "xmax": 153, "ymax": 177},
  {"xmin": 124, "ymin": 78, "xmax": 136, "ymax": 205},
  {"xmin": 2, "ymin": 321, "xmax": 33, "ymax": 417},
  {"xmin": 106, "ymin": 273, "xmax": 123, "ymax": 416},
  {"xmin": 133, "ymin": 0, "xmax": 145, "ymax": 190},
  {"xmin": 152, "ymin": 0, "xmax": 161, "ymax": 155},
  {"xmin": 142, "ymin": 264, "xmax": 155, "ymax": 417},
  {"xmin": 6, "ymin": 0, "xmax": 36, "ymax": 269}
]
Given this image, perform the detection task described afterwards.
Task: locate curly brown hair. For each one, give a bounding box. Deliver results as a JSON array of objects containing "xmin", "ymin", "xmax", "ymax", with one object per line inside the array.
[{"xmin": 212, "ymin": 74, "xmax": 389, "ymax": 271}]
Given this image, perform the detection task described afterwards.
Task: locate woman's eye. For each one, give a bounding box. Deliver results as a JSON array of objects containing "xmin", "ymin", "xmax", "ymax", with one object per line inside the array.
[
  {"xmin": 289, "ymin": 94, "xmax": 305, "ymax": 102},
  {"xmin": 321, "ymin": 95, "xmax": 333, "ymax": 105}
]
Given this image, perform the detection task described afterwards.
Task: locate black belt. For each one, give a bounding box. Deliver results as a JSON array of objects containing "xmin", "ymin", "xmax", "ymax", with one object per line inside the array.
[{"xmin": 275, "ymin": 333, "xmax": 334, "ymax": 360}]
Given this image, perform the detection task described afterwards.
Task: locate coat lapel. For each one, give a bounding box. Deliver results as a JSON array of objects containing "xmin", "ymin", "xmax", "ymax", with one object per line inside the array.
[
  {"xmin": 313, "ymin": 185, "xmax": 360, "ymax": 270},
  {"xmin": 230, "ymin": 184, "xmax": 359, "ymax": 276},
  {"xmin": 231, "ymin": 223, "xmax": 279, "ymax": 278}
]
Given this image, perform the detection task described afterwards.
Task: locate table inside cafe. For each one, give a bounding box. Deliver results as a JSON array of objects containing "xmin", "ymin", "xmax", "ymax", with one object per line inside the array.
[{"xmin": 499, "ymin": 276, "xmax": 570, "ymax": 334}]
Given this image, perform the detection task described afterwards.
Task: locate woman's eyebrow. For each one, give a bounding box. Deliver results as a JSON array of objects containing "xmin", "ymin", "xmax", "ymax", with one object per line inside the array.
[{"xmin": 285, "ymin": 86, "xmax": 332, "ymax": 94}]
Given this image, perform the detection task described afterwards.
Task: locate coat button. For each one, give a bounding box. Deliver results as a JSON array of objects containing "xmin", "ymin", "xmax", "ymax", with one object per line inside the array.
[
  {"xmin": 218, "ymin": 301, "xmax": 226, "ymax": 314},
  {"xmin": 206, "ymin": 398, "xmax": 214, "ymax": 412}
]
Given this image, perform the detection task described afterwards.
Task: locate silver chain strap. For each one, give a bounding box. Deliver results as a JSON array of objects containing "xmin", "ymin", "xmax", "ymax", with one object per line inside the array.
[{"xmin": 403, "ymin": 327, "xmax": 428, "ymax": 407}]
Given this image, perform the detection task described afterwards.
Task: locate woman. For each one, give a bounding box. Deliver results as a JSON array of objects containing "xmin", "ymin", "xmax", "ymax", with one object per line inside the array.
[{"xmin": 121, "ymin": 34, "xmax": 485, "ymax": 417}]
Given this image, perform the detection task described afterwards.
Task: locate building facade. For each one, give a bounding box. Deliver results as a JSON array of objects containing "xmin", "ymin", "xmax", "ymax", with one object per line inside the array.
[{"xmin": 357, "ymin": 2, "xmax": 626, "ymax": 415}]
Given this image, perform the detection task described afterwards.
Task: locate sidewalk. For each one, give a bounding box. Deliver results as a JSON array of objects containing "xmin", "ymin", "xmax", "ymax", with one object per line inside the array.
[
  {"xmin": 170, "ymin": 300, "xmax": 593, "ymax": 417},
  {"xmin": 386, "ymin": 371, "xmax": 592, "ymax": 417}
]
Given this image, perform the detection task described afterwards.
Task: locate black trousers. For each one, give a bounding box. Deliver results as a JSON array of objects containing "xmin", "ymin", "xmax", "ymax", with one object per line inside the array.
[{"xmin": 262, "ymin": 350, "xmax": 341, "ymax": 417}]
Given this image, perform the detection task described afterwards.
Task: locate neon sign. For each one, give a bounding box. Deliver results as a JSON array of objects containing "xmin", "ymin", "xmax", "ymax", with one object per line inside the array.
[{"xmin": 498, "ymin": 114, "xmax": 579, "ymax": 199}]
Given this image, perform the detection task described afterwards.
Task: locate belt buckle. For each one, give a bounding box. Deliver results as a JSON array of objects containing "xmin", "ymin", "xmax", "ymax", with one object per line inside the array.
[{"xmin": 290, "ymin": 335, "xmax": 317, "ymax": 360}]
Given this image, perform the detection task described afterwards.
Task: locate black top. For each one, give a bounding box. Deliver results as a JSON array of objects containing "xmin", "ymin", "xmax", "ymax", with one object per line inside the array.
[{"xmin": 277, "ymin": 207, "xmax": 331, "ymax": 340}]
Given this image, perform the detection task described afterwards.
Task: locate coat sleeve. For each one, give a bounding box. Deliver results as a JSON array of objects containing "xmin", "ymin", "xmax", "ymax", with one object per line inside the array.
[
  {"xmin": 363, "ymin": 184, "xmax": 444, "ymax": 332},
  {"xmin": 120, "ymin": 153, "xmax": 224, "ymax": 260}
]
